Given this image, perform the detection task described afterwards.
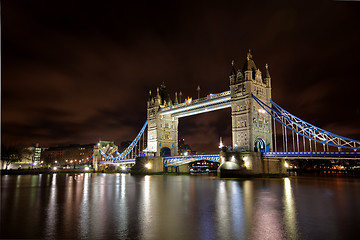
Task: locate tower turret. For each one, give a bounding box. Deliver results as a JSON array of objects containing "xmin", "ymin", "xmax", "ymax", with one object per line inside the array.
[
  {"xmin": 230, "ymin": 50, "xmax": 272, "ymax": 152},
  {"xmin": 263, "ymin": 63, "xmax": 271, "ymax": 87},
  {"xmin": 242, "ymin": 49, "xmax": 257, "ymax": 80}
]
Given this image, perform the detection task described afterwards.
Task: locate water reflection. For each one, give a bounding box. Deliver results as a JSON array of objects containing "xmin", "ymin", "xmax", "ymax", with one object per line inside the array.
[
  {"xmin": 45, "ymin": 174, "xmax": 57, "ymax": 239},
  {"xmin": 283, "ymin": 178, "xmax": 299, "ymax": 240},
  {"xmin": 140, "ymin": 175, "xmax": 152, "ymax": 239},
  {"xmin": 250, "ymin": 181, "xmax": 285, "ymax": 240},
  {"xmin": 80, "ymin": 173, "xmax": 90, "ymax": 238},
  {"xmin": 2, "ymin": 174, "xmax": 360, "ymax": 240}
]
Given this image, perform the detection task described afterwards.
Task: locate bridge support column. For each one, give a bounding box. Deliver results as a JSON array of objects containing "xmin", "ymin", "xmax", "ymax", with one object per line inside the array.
[
  {"xmin": 218, "ymin": 151, "xmax": 286, "ymax": 177},
  {"xmin": 178, "ymin": 164, "xmax": 190, "ymax": 173},
  {"xmin": 131, "ymin": 156, "xmax": 164, "ymax": 174}
]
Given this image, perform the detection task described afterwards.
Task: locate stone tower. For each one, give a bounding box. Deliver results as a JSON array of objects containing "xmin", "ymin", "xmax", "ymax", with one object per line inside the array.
[
  {"xmin": 230, "ymin": 50, "xmax": 273, "ymax": 152},
  {"xmin": 147, "ymin": 83, "xmax": 178, "ymax": 157}
]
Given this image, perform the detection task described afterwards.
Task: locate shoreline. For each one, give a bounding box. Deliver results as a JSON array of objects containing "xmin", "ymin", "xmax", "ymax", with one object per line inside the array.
[{"xmin": 1, "ymin": 168, "xmax": 360, "ymax": 178}]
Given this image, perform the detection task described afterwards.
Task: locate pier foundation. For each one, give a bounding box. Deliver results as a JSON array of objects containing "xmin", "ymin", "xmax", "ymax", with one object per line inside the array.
[{"xmin": 218, "ymin": 151, "xmax": 287, "ymax": 177}]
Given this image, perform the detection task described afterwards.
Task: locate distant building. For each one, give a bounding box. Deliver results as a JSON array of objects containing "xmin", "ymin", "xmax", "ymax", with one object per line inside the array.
[
  {"xmin": 1, "ymin": 143, "xmax": 42, "ymax": 169},
  {"xmin": 178, "ymin": 139, "xmax": 195, "ymax": 155},
  {"xmin": 20, "ymin": 144, "xmax": 42, "ymax": 165},
  {"xmin": 41, "ymin": 143, "xmax": 95, "ymax": 166}
]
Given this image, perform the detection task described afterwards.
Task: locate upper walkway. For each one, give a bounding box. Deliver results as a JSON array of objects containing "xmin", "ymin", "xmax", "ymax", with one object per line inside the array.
[{"xmin": 158, "ymin": 91, "xmax": 231, "ymax": 118}]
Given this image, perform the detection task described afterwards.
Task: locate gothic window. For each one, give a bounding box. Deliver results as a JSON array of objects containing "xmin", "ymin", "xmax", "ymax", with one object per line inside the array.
[
  {"xmin": 241, "ymin": 121, "xmax": 245, "ymax": 127},
  {"xmin": 244, "ymin": 120, "xmax": 247, "ymax": 127},
  {"xmin": 240, "ymin": 105, "xmax": 243, "ymax": 111},
  {"xmin": 236, "ymin": 105, "xmax": 240, "ymax": 111},
  {"xmin": 237, "ymin": 121, "xmax": 240, "ymax": 127}
]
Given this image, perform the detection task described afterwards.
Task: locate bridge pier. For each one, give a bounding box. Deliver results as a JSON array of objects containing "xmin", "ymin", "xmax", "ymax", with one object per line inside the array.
[
  {"xmin": 131, "ymin": 156, "xmax": 164, "ymax": 174},
  {"xmin": 131, "ymin": 157, "xmax": 191, "ymax": 174},
  {"xmin": 218, "ymin": 151, "xmax": 287, "ymax": 177}
]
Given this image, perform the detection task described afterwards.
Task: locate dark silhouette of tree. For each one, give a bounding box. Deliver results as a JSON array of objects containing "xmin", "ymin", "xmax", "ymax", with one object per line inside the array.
[{"xmin": 1, "ymin": 144, "xmax": 21, "ymax": 169}]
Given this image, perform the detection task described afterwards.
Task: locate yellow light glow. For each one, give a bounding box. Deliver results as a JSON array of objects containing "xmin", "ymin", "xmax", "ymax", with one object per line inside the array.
[
  {"xmin": 285, "ymin": 161, "xmax": 289, "ymax": 168},
  {"xmin": 145, "ymin": 163, "xmax": 151, "ymax": 169},
  {"xmin": 243, "ymin": 156, "xmax": 250, "ymax": 168}
]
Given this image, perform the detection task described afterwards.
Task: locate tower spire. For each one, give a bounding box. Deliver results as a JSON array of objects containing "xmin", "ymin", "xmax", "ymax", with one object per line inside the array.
[
  {"xmin": 264, "ymin": 64, "xmax": 271, "ymax": 78},
  {"xmin": 174, "ymin": 92, "xmax": 178, "ymax": 104},
  {"xmin": 247, "ymin": 49, "xmax": 253, "ymax": 60},
  {"xmin": 231, "ymin": 60, "xmax": 236, "ymax": 75}
]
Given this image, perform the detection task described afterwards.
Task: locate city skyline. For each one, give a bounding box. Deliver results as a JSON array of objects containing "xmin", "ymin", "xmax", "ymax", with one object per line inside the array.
[{"xmin": 2, "ymin": 0, "xmax": 360, "ymax": 152}]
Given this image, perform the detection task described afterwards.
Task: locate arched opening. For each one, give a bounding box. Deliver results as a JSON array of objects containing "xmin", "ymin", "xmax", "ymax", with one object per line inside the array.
[
  {"xmin": 160, "ymin": 147, "xmax": 171, "ymax": 157},
  {"xmin": 254, "ymin": 138, "xmax": 266, "ymax": 152}
]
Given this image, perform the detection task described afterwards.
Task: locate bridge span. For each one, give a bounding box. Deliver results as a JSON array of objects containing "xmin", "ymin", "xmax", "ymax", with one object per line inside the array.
[{"xmin": 93, "ymin": 51, "xmax": 360, "ymax": 176}]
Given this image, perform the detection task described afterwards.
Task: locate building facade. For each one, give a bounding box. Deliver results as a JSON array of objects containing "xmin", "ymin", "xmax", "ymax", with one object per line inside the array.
[
  {"xmin": 147, "ymin": 83, "xmax": 178, "ymax": 157},
  {"xmin": 41, "ymin": 143, "xmax": 95, "ymax": 166}
]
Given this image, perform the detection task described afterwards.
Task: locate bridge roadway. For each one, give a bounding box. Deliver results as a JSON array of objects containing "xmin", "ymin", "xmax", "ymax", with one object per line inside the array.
[
  {"xmin": 98, "ymin": 151, "xmax": 359, "ymax": 166},
  {"xmin": 157, "ymin": 91, "xmax": 231, "ymax": 118}
]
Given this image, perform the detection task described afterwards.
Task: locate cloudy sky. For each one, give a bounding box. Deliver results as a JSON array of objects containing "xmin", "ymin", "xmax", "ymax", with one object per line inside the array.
[{"xmin": 2, "ymin": 0, "xmax": 360, "ymax": 152}]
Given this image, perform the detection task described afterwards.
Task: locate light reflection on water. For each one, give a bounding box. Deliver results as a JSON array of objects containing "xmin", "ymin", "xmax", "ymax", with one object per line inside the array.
[
  {"xmin": 283, "ymin": 177, "xmax": 298, "ymax": 240},
  {"xmin": 45, "ymin": 174, "xmax": 57, "ymax": 239},
  {"xmin": 1, "ymin": 174, "xmax": 360, "ymax": 239}
]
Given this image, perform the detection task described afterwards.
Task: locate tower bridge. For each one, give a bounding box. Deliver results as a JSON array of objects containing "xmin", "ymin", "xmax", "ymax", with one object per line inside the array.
[{"xmin": 94, "ymin": 50, "xmax": 360, "ymax": 177}]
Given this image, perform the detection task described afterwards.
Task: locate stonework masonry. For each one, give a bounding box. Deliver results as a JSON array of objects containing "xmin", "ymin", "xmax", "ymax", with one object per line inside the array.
[
  {"xmin": 230, "ymin": 51, "xmax": 273, "ymax": 153},
  {"xmin": 147, "ymin": 85, "xmax": 178, "ymax": 157}
]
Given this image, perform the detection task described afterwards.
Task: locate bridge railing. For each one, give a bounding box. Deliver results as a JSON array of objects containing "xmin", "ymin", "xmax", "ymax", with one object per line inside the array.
[
  {"xmin": 164, "ymin": 154, "xmax": 220, "ymax": 167},
  {"xmin": 264, "ymin": 151, "xmax": 360, "ymax": 159}
]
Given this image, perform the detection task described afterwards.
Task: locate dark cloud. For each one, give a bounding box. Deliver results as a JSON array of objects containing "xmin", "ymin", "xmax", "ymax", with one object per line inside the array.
[{"xmin": 2, "ymin": 0, "xmax": 360, "ymax": 152}]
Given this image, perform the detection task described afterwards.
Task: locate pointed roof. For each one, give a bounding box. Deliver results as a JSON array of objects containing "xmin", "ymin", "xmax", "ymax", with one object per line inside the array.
[
  {"xmin": 230, "ymin": 60, "xmax": 236, "ymax": 75},
  {"xmin": 242, "ymin": 49, "xmax": 257, "ymax": 73},
  {"xmin": 264, "ymin": 63, "xmax": 271, "ymax": 78}
]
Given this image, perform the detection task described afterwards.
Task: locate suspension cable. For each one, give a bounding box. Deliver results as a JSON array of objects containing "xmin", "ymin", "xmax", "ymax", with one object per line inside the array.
[{"xmin": 273, "ymin": 117, "xmax": 277, "ymax": 152}]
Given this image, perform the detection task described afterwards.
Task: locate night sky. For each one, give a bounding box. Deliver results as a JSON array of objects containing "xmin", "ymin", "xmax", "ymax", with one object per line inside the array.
[{"xmin": 2, "ymin": 0, "xmax": 360, "ymax": 153}]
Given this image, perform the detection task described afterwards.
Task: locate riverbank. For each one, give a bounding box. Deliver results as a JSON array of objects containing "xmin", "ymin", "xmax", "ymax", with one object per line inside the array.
[
  {"xmin": 2, "ymin": 168, "xmax": 360, "ymax": 177},
  {"xmin": 0, "ymin": 169, "xmax": 191, "ymax": 175}
]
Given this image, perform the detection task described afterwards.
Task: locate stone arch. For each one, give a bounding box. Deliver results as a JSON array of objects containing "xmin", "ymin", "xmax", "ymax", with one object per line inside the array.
[
  {"xmin": 160, "ymin": 147, "xmax": 171, "ymax": 157},
  {"xmin": 254, "ymin": 138, "xmax": 266, "ymax": 152}
]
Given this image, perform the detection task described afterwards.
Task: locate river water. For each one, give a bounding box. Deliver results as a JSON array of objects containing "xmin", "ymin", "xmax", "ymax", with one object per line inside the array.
[{"xmin": 1, "ymin": 173, "xmax": 359, "ymax": 240}]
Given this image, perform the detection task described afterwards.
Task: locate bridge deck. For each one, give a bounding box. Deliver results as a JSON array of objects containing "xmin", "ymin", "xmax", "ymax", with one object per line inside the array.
[{"xmin": 98, "ymin": 151, "xmax": 359, "ymax": 165}]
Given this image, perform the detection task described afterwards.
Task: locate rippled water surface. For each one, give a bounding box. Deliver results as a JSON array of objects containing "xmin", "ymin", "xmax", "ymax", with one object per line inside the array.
[{"xmin": 1, "ymin": 174, "xmax": 360, "ymax": 239}]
